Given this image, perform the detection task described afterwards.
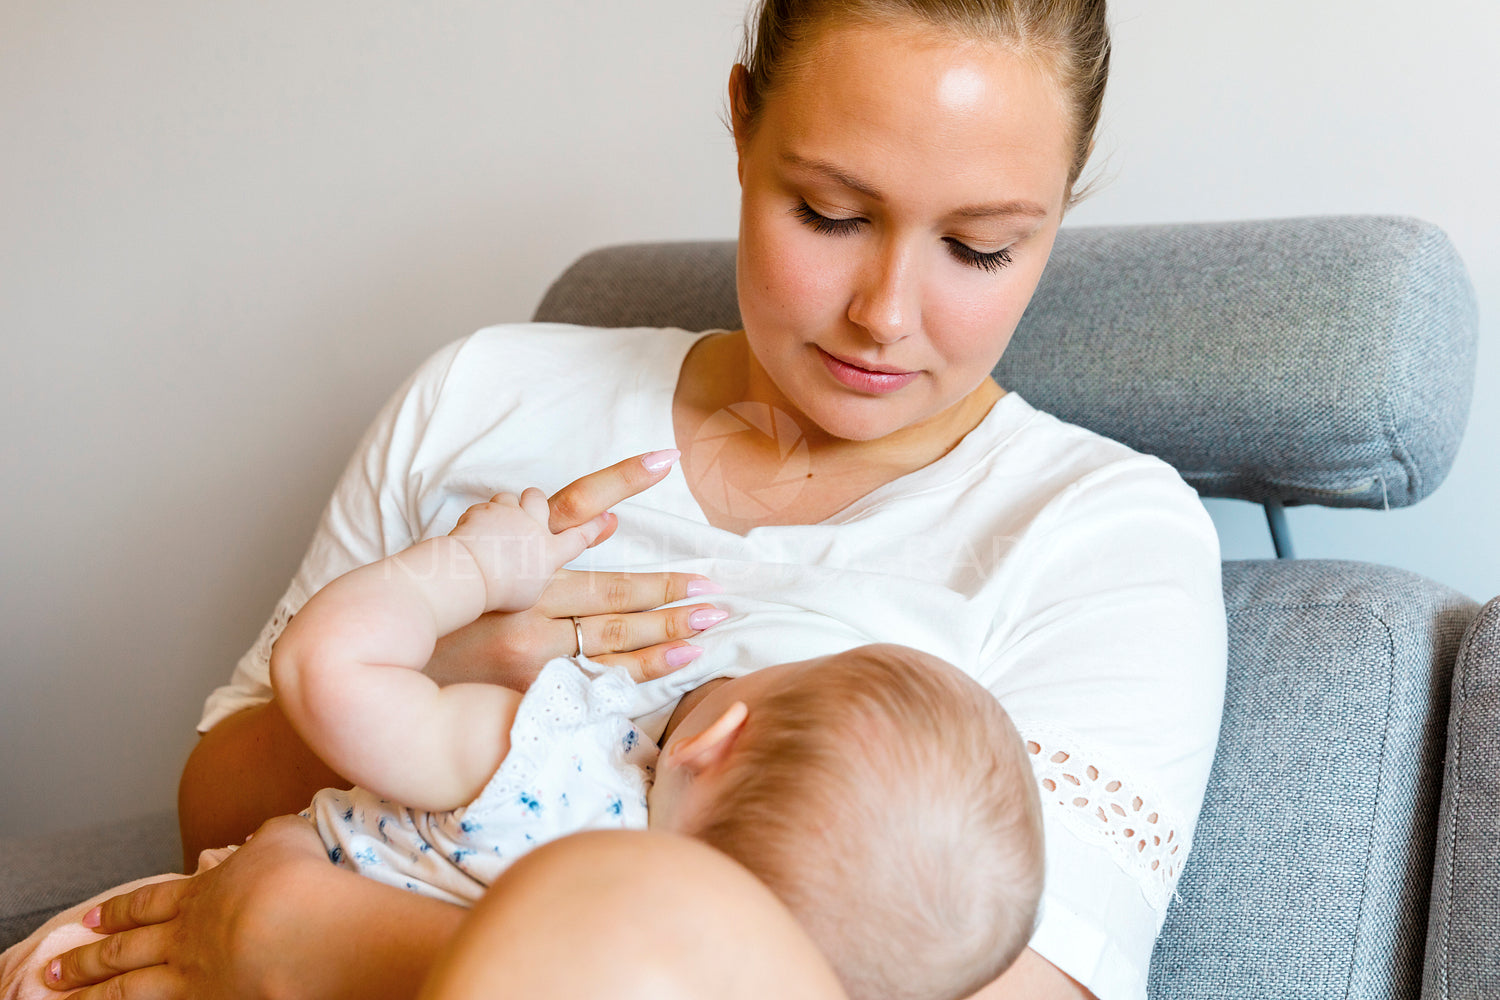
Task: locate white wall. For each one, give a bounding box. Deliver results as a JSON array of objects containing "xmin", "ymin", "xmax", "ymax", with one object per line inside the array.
[{"xmin": 2, "ymin": 1, "xmax": 1495, "ymax": 838}]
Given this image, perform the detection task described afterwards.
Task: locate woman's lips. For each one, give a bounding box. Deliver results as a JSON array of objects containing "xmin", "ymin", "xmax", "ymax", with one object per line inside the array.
[{"xmin": 817, "ymin": 348, "xmax": 919, "ymax": 394}]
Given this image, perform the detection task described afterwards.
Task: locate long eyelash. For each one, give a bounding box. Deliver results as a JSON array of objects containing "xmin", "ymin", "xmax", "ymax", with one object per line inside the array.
[
  {"xmin": 791, "ymin": 201, "xmax": 863, "ymax": 236},
  {"xmin": 793, "ymin": 200, "xmax": 1014, "ymax": 273},
  {"xmin": 945, "ymin": 239, "xmax": 1015, "ymax": 273}
]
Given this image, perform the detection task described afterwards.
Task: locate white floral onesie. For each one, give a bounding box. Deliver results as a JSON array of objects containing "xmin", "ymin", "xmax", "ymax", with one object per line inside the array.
[{"xmin": 301, "ymin": 657, "xmax": 657, "ymax": 907}]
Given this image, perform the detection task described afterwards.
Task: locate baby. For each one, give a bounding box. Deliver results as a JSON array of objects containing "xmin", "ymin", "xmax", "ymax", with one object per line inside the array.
[{"xmin": 4, "ymin": 486, "xmax": 1042, "ymax": 1000}]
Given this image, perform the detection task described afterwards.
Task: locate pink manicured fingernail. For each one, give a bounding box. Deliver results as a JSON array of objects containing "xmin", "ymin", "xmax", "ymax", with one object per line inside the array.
[
  {"xmin": 688, "ymin": 608, "xmax": 729, "ymax": 630},
  {"xmin": 685, "ymin": 577, "xmax": 723, "ymax": 597},
  {"xmin": 665, "ymin": 645, "xmax": 703, "ymax": 668},
  {"xmin": 641, "ymin": 449, "xmax": 680, "ymax": 474},
  {"xmin": 47, "ymin": 960, "xmax": 61, "ymax": 983},
  {"xmin": 81, "ymin": 905, "xmax": 101, "ymax": 928}
]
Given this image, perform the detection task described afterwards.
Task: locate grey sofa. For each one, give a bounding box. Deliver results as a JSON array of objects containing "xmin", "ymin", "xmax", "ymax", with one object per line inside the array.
[{"xmin": 3, "ymin": 217, "xmax": 1495, "ymax": 999}]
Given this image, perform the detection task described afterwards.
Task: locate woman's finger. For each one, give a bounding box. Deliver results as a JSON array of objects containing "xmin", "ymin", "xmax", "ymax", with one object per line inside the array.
[
  {"xmin": 48, "ymin": 923, "xmax": 172, "ymax": 989},
  {"xmin": 592, "ymin": 642, "xmax": 706, "ymax": 683},
  {"xmin": 546, "ymin": 450, "xmax": 679, "ymax": 532},
  {"xmin": 62, "ymin": 965, "xmax": 182, "ymax": 1000},
  {"xmin": 535, "ymin": 569, "xmax": 721, "ymax": 618},
  {"xmin": 91, "ymin": 877, "xmax": 187, "ymax": 933},
  {"xmin": 572, "ymin": 604, "xmax": 727, "ymax": 658}
]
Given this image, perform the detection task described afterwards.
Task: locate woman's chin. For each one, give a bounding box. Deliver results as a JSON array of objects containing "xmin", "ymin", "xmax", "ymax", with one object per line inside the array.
[{"xmin": 800, "ymin": 402, "xmax": 925, "ymax": 446}]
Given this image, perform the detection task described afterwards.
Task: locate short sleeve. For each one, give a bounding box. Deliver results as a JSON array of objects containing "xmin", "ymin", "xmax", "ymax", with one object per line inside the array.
[
  {"xmin": 980, "ymin": 458, "xmax": 1227, "ymax": 1000},
  {"xmin": 197, "ymin": 338, "xmax": 469, "ymax": 731}
]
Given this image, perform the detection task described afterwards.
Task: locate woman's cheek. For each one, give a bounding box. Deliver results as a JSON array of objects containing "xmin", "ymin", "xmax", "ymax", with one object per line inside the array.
[
  {"xmin": 747, "ymin": 218, "xmax": 848, "ymax": 328},
  {"xmin": 779, "ymin": 235, "xmax": 847, "ymax": 317},
  {"xmin": 920, "ymin": 276, "xmax": 998, "ymax": 362},
  {"xmin": 947, "ymin": 260, "xmax": 1046, "ymax": 360}
]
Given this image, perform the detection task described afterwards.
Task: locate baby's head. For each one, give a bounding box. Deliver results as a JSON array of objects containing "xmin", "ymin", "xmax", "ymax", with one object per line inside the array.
[{"xmin": 650, "ymin": 643, "xmax": 1044, "ymax": 1000}]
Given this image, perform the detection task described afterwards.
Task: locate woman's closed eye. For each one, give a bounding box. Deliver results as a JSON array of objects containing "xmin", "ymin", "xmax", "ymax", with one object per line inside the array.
[
  {"xmin": 790, "ymin": 200, "xmax": 1015, "ymax": 273},
  {"xmin": 944, "ymin": 238, "xmax": 1014, "ymax": 273},
  {"xmin": 791, "ymin": 199, "xmax": 863, "ymax": 236}
]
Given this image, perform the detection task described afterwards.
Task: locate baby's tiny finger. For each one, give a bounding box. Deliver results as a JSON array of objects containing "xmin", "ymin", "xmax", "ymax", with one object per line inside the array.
[
  {"xmin": 573, "ymin": 512, "xmax": 615, "ymax": 549},
  {"xmin": 552, "ymin": 513, "xmax": 615, "ymax": 566},
  {"xmin": 518, "ymin": 487, "xmax": 551, "ymax": 522}
]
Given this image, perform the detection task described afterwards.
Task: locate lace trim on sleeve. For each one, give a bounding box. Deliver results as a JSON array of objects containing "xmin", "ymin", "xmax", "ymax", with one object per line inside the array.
[
  {"xmin": 1017, "ymin": 722, "xmax": 1190, "ymax": 913},
  {"xmin": 249, "ymin": 585, "xmax": 306, "ymax": 679}
]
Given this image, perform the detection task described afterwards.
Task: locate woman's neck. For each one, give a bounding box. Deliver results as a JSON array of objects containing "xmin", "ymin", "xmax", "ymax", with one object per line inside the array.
[{"xmin": 672, "ymin": 330, "xmax": 1000, "ymax": 532}]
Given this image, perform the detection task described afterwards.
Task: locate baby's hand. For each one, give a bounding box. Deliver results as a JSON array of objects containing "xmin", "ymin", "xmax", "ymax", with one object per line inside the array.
[{"xmin": 449, "ymin": 487, "xmax": 613, "ymax": 614}]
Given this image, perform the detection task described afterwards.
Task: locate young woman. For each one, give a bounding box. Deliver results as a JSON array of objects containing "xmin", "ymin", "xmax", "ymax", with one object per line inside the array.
[{"xmin": 45, "ymin": 2, "xmax": 1225, "ymax": 998}]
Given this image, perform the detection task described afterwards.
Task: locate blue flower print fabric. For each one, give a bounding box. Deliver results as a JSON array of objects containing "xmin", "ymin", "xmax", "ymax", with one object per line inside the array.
[{"xmin": 302, "ymin": 658, "xmax": 657, "ymax": 906}]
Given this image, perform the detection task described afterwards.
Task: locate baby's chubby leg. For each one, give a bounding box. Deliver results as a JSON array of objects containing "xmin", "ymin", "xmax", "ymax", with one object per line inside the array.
[
  {"xmin": 420, "ymin": 829, "xmax": 847, "ymax": 1000},
  {"xmin": 0, "ymin": 847, "xmax": 234, "ymax": 1000}
]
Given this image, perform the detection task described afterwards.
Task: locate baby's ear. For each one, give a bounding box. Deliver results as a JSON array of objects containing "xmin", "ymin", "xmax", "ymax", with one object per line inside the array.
[{"xmin": 667, "ymin": 701, "xmax": 748, "ymax": 775}]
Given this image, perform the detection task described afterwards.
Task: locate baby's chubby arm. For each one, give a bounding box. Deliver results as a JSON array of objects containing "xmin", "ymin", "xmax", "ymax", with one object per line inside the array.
[{"xmin": 271, "ymin": 488, "xmax": 613, "ymax": 812}]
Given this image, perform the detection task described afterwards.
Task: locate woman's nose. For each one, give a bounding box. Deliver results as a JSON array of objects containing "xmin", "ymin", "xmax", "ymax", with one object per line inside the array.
[{"xmin": 847, "ymin": 243, "xmax": 918, "ymax": 344}]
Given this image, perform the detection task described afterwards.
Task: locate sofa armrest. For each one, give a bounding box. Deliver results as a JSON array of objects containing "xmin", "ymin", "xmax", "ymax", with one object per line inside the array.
[
  {"xmin": 1150, "ymin": 561, "xmax": 1476, "ymax": 1000},
  {"xmin": 1425, "ymin": 596, "xmax": 1500, "ymax": 999},
  {"xmin": 0, "ymin": 810, "xmax": 181, "ymax": 951}
]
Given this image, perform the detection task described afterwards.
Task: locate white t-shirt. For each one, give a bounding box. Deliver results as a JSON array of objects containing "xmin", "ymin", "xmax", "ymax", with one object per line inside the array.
[{"xmin": 202, "ymin": 323, "xmax": 1227, "ymax": 1000}]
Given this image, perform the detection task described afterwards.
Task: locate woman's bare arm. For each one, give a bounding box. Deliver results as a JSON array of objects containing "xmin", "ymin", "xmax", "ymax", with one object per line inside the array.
[
  {"xmin": 177, "ymin": 700, "xmax": 345, "ymax": 864},
  {"xmin": 967, "ymin": 949, "xmax": 1096, "ymax": 1000}
]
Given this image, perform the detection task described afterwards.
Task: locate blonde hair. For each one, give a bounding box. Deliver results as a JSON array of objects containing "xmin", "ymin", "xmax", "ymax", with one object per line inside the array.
[
  {"xmin": 735, "ymin": 0, "xmax": 1110, "ymax": 204},
  {"xmin": 691, "ymin": 645, "xmax": 1044, "ymax": 1000}
]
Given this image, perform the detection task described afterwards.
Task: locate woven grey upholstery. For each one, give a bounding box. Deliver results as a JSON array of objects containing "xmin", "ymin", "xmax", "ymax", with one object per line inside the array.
[
  {"xmin": 1424, "ymin": 598, "xmax": 1500, "ymax": 1000},
  {"xmin": 1148, "ymin": 561, "xmax": 1476, "ymax": 1000},
  {"xmin": 535, "ymin": 240, "xmax": 741, "ymax": 334},
  {"xmin": 534, "ymin": 218, "xmax": 1477, "ymax": 510},
  {"xmin": 0, "ymin": 811, "xmax": 180, "ymax": 950}
]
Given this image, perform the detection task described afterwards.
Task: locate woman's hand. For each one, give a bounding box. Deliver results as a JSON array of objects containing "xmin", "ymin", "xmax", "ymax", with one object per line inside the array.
[
  {"xmin": 46, "ymin": 817, "xmax": 466, "ymax": 1000},
  {"xmin": 424, "ymin": 450, "xmax": 724, "ymax": 689}
]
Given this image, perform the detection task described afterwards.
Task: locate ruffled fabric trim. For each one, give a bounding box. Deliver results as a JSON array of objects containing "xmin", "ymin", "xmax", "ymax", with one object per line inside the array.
[
  {"xmin": 467, "ymin": 656, "xmax": 656, "ymax": 819},
  {"xmin": 249, "ymin": 588, "xmax": 301, "ymax": 677}
]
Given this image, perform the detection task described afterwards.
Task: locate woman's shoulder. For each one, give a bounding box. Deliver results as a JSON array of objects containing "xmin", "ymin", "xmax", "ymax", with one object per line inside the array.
[
  {"xmin": 961, "ymin": 391, "xmax": 1205, "ymax": 516},
  {"xmin": 985, "ymin": 391, "xmax": 1168, "ymax": 465},
  {"xmin": 396, "ymin": 321, "xmax": 708, "ymax": 421},
  {"xmin": 452, "ymin": 322, "xmax": 706, "ymax": 366}
]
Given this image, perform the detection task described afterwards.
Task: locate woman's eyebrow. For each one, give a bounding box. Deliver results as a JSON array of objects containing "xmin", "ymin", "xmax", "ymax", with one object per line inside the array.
[
  {"xmin": 949, "ymin": 200, "xmax": 1049, "ymax": 220},
  {"xmin": 779, "ymin": 149, "xmax": 1049, "ymax": 220},
  {"xmin": 781, "ymin": 150, "xmax": 883, "ymax": 200}
]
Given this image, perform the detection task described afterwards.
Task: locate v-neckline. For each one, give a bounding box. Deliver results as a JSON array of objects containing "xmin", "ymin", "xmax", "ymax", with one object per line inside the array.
[{"xmin": 645, "ymin": 329, "xmax": 1024, "ymax": 537}]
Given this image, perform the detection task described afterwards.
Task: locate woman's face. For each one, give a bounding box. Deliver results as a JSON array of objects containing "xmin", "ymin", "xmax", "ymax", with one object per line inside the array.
[{"xmin": 732, "ymin": 20, "xmax": 1075, "ymax": 444}]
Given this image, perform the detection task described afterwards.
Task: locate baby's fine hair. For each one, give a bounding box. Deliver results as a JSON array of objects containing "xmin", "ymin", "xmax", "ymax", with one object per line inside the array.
[{"xmin": 691, "ymin": 643, "xmax": 1044, "ymax": 1000}]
